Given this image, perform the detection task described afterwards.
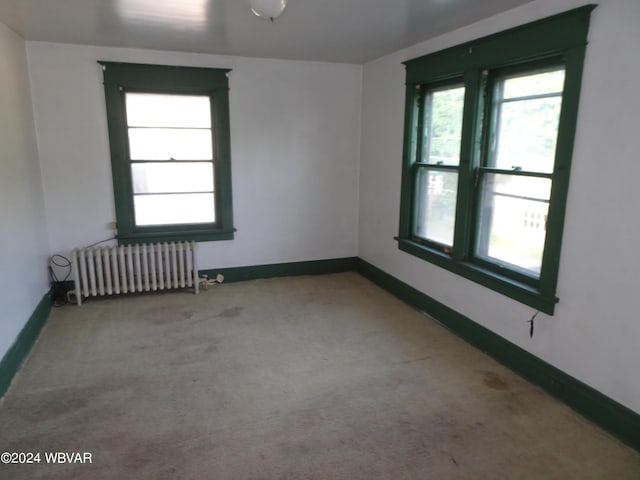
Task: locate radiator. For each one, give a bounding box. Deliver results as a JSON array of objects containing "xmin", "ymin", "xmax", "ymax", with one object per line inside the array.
[{"xmin": 71, "ymin": 241, "xmax": 199, "ymax": 305}]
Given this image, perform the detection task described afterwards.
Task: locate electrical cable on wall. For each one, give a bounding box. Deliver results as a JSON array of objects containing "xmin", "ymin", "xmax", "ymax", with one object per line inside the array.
[
  {"xmin": 84, "ymin": 236, "xmax": 116, "ymax": 249},
  {"xmin": 527, "ymin": 311, "xmax": 539, "ymax": 338},
  {"xmin": 48, "ymin": 238, "xmax": 115, "ymax": 306},
  {"xmin": 49, "ymin": 254, "xmax": 72, "ymax": 307}
]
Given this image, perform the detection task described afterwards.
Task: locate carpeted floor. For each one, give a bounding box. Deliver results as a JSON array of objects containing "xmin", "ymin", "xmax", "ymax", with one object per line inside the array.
[{"xmin": 0, "ymin": 272, "xmax": 638, "ymax": 479}]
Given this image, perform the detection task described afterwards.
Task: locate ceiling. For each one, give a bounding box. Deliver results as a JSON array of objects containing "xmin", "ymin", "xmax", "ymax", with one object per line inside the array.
[{"xmin": 0, "ymin": 0, "xmax": 535, "ymax": 64}]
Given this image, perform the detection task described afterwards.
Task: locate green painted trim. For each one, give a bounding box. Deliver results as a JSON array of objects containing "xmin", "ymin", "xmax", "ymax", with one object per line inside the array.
[
  {"xmin": 0, "ymin": 293, "xmax": 52, "ymax": 397},
  {"xmin": 397, "ymin": 238, "xmax": 557, "ymax": 314},
  {"xmin": 199, "ymin": 257, "xmax": 358, "ymax": 283},
  {"xmin": 100, "ymin": 61, "xmax": 235, "ymax": 244},
  {"xmin": 404, "ymin": 5, "xmax": 596, "ymax": 83},
  {"xmin": 398, "ymin": 6, "xmax": 596, "ymax": 315},
  {"xmin": 117, "ymin": 229, "xmax": 235, "ymax": 245},
  {"xmin": 356, "ymin": 258, "xmax": 640, "ymax": 452}
]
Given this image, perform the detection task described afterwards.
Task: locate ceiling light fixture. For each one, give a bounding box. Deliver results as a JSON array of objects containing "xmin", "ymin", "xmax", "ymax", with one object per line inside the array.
[{"xmin": 249, "ymin": 0, "xmax": 288, "ymax": 22}]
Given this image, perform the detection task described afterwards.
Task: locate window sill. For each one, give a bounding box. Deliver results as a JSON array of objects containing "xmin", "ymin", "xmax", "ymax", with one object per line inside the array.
[
  {"xmin": 117, "ymin": 228, "xmax": 235, "ymax": 245},
  {"xmin": 396, "ymin": 237, "xmax": 558, "ymax": 315}
]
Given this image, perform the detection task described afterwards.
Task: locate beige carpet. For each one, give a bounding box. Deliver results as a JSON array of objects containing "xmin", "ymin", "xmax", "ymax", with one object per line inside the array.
[{"xmin": 1, "ymin": 272, "xmax": 638, "ymax": 479}]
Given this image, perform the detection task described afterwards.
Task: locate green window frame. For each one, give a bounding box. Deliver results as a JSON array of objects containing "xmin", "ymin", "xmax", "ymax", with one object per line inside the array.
[
  {"xmin": 397, "ymin": 6, "xmax": 596, "ymax": 315},
  {"xmin": 100, "ymin": 62, "xmax": 234, "ymax": 244}
]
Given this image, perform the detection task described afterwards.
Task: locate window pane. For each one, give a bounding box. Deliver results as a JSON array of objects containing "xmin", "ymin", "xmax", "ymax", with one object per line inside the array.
[
  {"xmin": 493, "ymin": 97, "xmax": 562, "ymax": 173},
  {"xmin": 423, "ymin": 86, "xmax": 465, "ymax": 165},
  {"xmin": 493, "ymin": 68, "xmax": 564, "ymax": 173},
  {"xmin": 134, "ymin": 193, "xmax": 215, "ymax": 226},
  {"xmin": 132, "ymin": 163, "xmax": 214, "ymax": 194},
  {"xmin": 125, "ymin": 93, "xmax": 211, "ymax": 128},
  {"xmin": 502, "ymin": 69, "xmax": 564, "ymax": 99},
  {"xmin": 476, "ymin": 174, "xmax": 551, "ymax": 276},
  {"xmin": 128, "ymin": 128, "xmax": 213, "ymax": 160},
  {"xmin": 413, "ymin": 168, "xmax": 458, "ymax": 247}
]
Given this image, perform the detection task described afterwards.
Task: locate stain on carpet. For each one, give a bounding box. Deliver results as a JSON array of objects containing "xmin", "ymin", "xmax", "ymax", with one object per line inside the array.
[
  {"xmin": 5, "ymin": 375, "xmax": 143, "ymax": 424},
  {"xmin": 142, "ymin": 305, "xmax": 195, "ymax": 324},
  {"xmin": 216, "ymin": 306, "xmax": 244, "ymax": 318},
  {"xmin": 482, "ymin": 371, "xmax": 510, "ymax": 391},
  {"xmin": 119, "ymin": 427, "xmax": 212, "ymax": 476}
]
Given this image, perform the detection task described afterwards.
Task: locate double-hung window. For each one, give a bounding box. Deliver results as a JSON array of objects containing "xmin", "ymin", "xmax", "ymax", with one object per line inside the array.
[
  {"xmin": 412, "ymin": 82, "xmax": 465, "ymax": 248},
  {"xmin": 101, "ymin": 62, "xmax": 234, "ymax": 244},
  {"xmin": 397, "ymin": 6, "xmax": 595, "ymax": 314}
]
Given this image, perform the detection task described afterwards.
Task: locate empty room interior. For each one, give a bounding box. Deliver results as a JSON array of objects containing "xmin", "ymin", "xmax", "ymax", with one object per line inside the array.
[{"xmin": 1, "ymin": 0, "xmax": 639, "ymax": 478}]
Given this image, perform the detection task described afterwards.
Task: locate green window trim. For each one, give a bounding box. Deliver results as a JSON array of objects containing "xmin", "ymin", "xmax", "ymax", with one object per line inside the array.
[
  {"xmin": 100, "ymin": 61, "xmax": 235, "ymax": 244},
  {"xmin": 397, "ymin": 5, "xmax": 596, "ymax": 315}
]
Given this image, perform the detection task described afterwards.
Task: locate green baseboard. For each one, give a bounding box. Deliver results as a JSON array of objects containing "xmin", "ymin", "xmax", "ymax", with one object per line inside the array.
[
  {"xmin": 0, "ymin": 292, "xmax": 52, "ymax": 397},
  {"xmin": 356, "ymin": 258, "xmax": 640, "ymax": 451},
  {"xmin": 199, "ymin": 256, "xmax": 358, "ymax": 283}
]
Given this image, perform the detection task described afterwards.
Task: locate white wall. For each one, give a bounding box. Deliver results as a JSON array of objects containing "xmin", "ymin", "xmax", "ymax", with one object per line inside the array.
[
  {"xmin": 0, "ymin": 22, "xmax": 50, "ymax": 360},
  {"xmin": 359, "ymin": 0, "xmax": 640, "ymax": 413},
  {"xmin": 26, "ymin": 43, "xmax": 362, "ymax": 269}
]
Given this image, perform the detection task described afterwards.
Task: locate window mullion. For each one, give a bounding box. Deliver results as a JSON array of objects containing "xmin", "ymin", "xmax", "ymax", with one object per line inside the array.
[{"xmin": 451, "ymin": 69, "xmax": 483, "ymax": 261}]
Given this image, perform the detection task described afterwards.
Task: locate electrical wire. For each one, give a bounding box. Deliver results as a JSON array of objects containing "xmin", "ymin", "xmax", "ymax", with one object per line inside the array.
[
  {"xmin": 49, "ymin": 254, "xmax": 72, "ymax": 307},
  {"xmin": 527, "ymin": 311, "xmax": 539, "ymax": 338},
  {"xmin": 47, "ymin": 238, "xmax": 115, "ymax": 307},
  {"xmin": 84, "ymin": 236, "xmax": 116, "ymax": 249}
]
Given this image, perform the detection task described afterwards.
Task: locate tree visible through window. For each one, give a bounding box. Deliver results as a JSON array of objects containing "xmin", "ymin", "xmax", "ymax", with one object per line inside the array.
[
  {"xmin": 476, "ymin": 68, "xmax": 565, "ymax": 276},
  {"xmin": 397, "ymin": 6, "xmax": 595, "ymax": 314},
  {"xmin": 413, "ymin": 84, "xmax": 465, "ymax": 247}
]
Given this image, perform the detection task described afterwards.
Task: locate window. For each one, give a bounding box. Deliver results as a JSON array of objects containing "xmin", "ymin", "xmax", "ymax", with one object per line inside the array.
[
  {"xmin": 412, "ymin": 82, "xmax": 465, "ymax": 248},
  {"xmin": 397, "ymin": 6, "xmax": 595, "ymax": 314},
  {"xmin": 100, "ymin": 62, "xmax": 234, "ymax": 243}
]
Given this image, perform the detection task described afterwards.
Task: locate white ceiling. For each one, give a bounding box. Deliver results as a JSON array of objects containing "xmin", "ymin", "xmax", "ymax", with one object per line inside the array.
[{"xmin": 0, "ymin": 0, "xmax": 535, "ymax": 64}]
